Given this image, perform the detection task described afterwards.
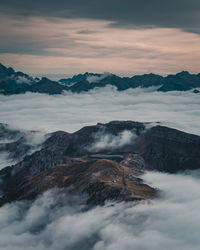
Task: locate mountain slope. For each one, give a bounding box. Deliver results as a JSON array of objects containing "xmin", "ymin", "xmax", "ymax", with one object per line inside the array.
[{"xmin": 0, "ymin": 121, "xmax": 199, "ymax": 206}]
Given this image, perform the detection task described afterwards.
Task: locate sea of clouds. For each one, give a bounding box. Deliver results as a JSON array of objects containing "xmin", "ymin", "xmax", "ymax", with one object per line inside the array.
[
  {"xmin": 0, "ymin": 86, "xmax": 200, "ymax": 250},
  {"xmin": 1, "ymin": 171, "xmax": 200, "ymax": 250},
  {"xmin": 0, "ymin": 86, "xmax": 199, "ymax": 135}
]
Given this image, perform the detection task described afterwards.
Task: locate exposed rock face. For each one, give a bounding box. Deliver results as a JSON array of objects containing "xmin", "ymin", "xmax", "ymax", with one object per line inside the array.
[
  {"xmin": 1, "ymin": 63, "xmax": 200, "ymax": 95},
  {"xmin": 135, "ymin": 125, "xmax": 200, "ymax": 172},
  {"xmin": 0, "ymin": 120, "xmax": 199, "ymax": 206}
]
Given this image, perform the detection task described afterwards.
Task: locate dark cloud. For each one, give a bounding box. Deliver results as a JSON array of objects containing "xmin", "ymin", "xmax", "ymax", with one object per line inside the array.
[
  {"xmin": 1, "ymin": 1, "xmax": 200, "ymax": 75},
  {"xmin": 1, "ymin": 0, "xmax": 200, "ymax": 33}
]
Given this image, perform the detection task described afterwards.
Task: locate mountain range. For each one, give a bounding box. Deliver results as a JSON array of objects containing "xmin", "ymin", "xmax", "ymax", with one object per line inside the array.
[
  {"xmin": 0, "ymin": 63, "xmax": 200, "ymax": 95},
  {"xmin": 0, "ymin": 120, "xmax": 199, "ymax": 206}
]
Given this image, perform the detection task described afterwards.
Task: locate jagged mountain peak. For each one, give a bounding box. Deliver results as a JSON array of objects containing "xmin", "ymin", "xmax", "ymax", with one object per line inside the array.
[
  {"xmin": 176, "ymin": 70, "xmax": 190, "ymax": 76},
  {"xmin": 0, "ymin": 63, "xmax": 200, "ymax": 95}
]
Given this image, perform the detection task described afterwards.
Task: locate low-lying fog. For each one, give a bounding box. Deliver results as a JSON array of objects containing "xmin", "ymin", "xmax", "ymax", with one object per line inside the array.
[
  {"xmin": 0, "ymin": 87, "xmax": 200, "ymax": 250},
  {"xmin": 1, "ymin": 171, "xmax": 200, "ymax": 250},
  {"xmin": 0, "ymin": 86, "xmax": 199, "ymax": 135}
]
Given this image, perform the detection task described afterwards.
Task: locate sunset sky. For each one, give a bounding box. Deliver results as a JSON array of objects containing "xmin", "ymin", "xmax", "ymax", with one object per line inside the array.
[{"xmin": 1, "ymin": 0, "xmax": 200, "ymax": 77}]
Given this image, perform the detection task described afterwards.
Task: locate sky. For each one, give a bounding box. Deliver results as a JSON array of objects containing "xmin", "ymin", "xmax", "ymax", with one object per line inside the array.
[{"xmin": 0, "ymin": 0, "xmax": 200, "ymax": 77}]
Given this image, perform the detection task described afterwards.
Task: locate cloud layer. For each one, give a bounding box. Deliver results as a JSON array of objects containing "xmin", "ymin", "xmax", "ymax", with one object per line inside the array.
[
  {"xmin": 0, "ymin": 87, "xmax": 199, "ymax": 249},
  {"xmin": 0, "ymin": 87, "xmax": 199, "ymax": 135},
  {"xmin": 1, "ymin": 170, "xmax": 200, "ymax": 250},
  {"xmin": 1, "ymin": 0, "xmax": 200, "ymax": 33},
  {"xmin": 1, "ymin": 14, "xmax": 200, "ymax": 75}
]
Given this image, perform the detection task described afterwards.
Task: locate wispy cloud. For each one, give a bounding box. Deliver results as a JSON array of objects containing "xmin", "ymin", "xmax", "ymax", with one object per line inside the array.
[
  {"xmin": 0, "ymin": 16, "xmax": 200, "ymax": 75},
  {"xmin": 87, "ymin": 72, "xmax": 111, "ymax": 83},
  {"xmin": 89, "ymin": 130, "xmax": 136, "ymax": 152}
]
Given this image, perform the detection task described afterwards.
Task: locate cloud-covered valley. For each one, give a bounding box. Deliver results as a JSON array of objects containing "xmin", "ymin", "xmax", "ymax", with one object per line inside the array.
[
  {"xmin": 0, "ymin": 87, "xmax": 200, "ymax": 250},
  {"xmin": 0, "ymin": 86, "xmax": 199, "ymax": 135},
  {"xmin": 1, "ymin": 170, "xmax": 200, "ymax": 250}
]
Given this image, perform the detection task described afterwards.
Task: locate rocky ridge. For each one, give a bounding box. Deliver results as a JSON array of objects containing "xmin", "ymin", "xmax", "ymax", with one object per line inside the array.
[{"xmin": 0, "ymin": 121, "xmax": 199, "ymax": 206}]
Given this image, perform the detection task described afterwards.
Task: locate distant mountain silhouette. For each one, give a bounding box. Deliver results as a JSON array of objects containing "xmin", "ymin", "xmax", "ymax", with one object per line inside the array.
[
  {"xmin": 0, "ymin": 63, "xmax": 200, "ymax": 95},
  {"xmin": 59, "ymin": 72, "xmax": 101, "ymax": 86}
]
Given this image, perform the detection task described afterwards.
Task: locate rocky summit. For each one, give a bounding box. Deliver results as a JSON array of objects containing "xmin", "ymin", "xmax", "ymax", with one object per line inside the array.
[{"xmin": 0, "ymin": 121, "xmax": 199, "ymax": 206}]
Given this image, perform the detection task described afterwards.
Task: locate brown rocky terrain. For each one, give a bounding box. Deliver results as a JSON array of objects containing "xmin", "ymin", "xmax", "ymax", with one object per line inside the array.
[
  {"xmin": 0, "ymin": 155, "xmax": 156, "ymax": 206},
  {"xmin": 0, "ymin": 120, "xmax": 199, "ymax": 206}
]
